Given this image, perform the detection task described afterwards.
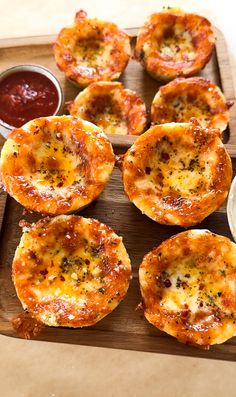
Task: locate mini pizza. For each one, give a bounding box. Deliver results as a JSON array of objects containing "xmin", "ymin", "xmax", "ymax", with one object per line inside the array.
[
  {"xmin": 0, "ymin": 115, "xmax": 115, "ymax": 215},
  {"xmin": 139, "ymin": 229, "xmax": 236, "ymax": 347},
  {"xmin": 151, "ymin": 77, "xmax": 230, "ymax": 132},
  {"xmin": 121, "ymin": 120, "xmax": 232, "ymax": 227},
  {"xmin": 53, "ymin": 10, "xmax": 131, "ymax": 87},
  {"xmin": 135, "ymin": 9, "xmax": 215, "ymax": 81},
  {"xmin": 68, "ymin": 82, "xmax": 147, "ymax": 135},
  {"xmin": 12, "ymin": 215, "xmax": 132, "ymax": 327}
]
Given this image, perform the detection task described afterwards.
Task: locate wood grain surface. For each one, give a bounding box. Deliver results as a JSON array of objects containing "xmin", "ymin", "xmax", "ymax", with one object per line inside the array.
[{"xmin": 0, "ymin": 28, "xmax": 236, "ymax": 361}]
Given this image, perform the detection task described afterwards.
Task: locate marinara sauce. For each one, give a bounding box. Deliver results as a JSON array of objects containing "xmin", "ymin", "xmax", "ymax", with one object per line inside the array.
[{"xmin": 0, "ymin": 71, "xmax": 59, "ymax": 128}]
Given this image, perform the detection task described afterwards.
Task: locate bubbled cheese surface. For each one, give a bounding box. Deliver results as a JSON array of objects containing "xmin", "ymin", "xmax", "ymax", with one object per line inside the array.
[
  {"xmin": 139, "ymin": 230, "xmax": 236, "ymax": 347},
  {"xmin": 0, "ymin": 116, "xmax": 115, "ymax": 215},
  {"xmin": 12, "ymin": 215, "xmax": 131, "ymax": 327}
]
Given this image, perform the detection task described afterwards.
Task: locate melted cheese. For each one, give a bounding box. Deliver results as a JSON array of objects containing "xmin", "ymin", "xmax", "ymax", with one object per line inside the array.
[
  {"xmin": 69, "ymin": 82, "xmax": 147, "ymax": 136},
  {"xmin": 159, "ymin": 29, "xmax": 195, "ymax": 62},
  {"xmin": 73, "ymin": 39, "xmax": 115, "ymax": 71},
  {"xmin": 0, "ymin": 116, "xmax": 115, "ymax": 215},
  {"xmin": 12, "ymin": 215, "xmax": 131, "ymax": 327},
  {"xmin": 135, "ymin": 10, "xmax": 215, "ymax": 81},
  {"xmin": 122, "ymin": 121, "xmax": 232, "ymax": 227},
  {"xmin": 139, "ymin": 230, "xmax": 236, "ymax": 347},
  {"xmin": 54, "ymin": 10, "xmax": 131, "ymax": 86},
  {"xmin": 151, "ymin": 77, "xmax": 229, "ymax": 132}
]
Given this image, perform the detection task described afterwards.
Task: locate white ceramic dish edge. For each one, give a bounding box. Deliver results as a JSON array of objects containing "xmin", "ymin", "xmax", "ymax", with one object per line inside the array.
[{"xmin": 227, "ymin": 175, "xmax": 236, "ymax": 241}]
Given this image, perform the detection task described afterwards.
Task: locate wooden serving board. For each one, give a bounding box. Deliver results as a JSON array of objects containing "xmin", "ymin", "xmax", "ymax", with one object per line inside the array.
[{"xmin": 0, "ymin": 28, "xmax": 236, "ymax": 361}]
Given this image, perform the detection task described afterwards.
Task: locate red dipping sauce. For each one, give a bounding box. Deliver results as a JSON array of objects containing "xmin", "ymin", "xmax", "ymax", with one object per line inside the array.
[{"xmin": 0, "ymin": 70, "xmax": 59, "ymax": 128}]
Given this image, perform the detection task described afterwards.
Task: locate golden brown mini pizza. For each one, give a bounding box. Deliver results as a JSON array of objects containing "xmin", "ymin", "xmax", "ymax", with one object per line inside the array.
[
  {"xmin": 139, "ymin": 229, "xmax": 236, "ymax": 348},
  {"xmin": 0, "ymin": 115, "xmax": 115, "ymax": 215},
  {"xmin": 12, "ymin": 215, "xmax": 131, "ymax": 327},
  {"xmin": 121, "ymin": 120, "xmax": 232, "ymax": 227},
  {"xmin": 68, "ymin": 82, "xmax": 147, "ymax": 135},
  {"xmin": 151, "ymin": 77, "xmax": 230, "ymax": 132},
  {"xmin": 53, "ymin": 10, "xmax": 131, "ymax": 87},
  {"xmin": 135, "ymin": 9, "xmax": 215, "ymax": 81}
]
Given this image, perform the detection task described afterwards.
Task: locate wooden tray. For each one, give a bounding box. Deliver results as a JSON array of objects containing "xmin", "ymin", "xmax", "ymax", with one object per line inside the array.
[{"xmin": 1, "ymin": 28, "xmax": 236, "ymax": 362}]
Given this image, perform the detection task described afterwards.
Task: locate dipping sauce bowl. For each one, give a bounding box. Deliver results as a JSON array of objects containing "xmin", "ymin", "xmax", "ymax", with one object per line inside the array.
[{"xmin": 0, "ymin": 64, "xmax": 64, "ymax": 139}]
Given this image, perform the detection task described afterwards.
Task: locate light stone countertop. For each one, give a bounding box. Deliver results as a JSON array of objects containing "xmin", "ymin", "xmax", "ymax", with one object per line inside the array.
[{"xmin": 0, "ymin": 1, "xmax": 236, "ymax": 396}]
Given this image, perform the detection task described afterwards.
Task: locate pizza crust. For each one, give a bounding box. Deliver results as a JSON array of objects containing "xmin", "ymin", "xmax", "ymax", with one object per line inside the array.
[
  {"xmin": 68, "ymin": 81, "xmax": 147, "ymax": 135},
  {"xmin": 151, "ymin": 77, "xmax": 230, "ymax": 132},
  {"xmin": 135, "ymin": 9, "xmax": 215, "ymax": 81},
  {"xmin": 12, "ymin": 215, "xmax": 131, "ymax": 327},
  {"xmin": 0, "ymin": 115, "xmax": 115, "ymax": 215},
  {"xmin": 54, "ymin": 10, "xmax": 131, "ymax": 86},
  {"xmin": 121, "ymin": 120, "xmax": 232, "ymax": 227},
  {"xmin": 139, "ymin": 229, "xmax": 236, "ymax": 347}
]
